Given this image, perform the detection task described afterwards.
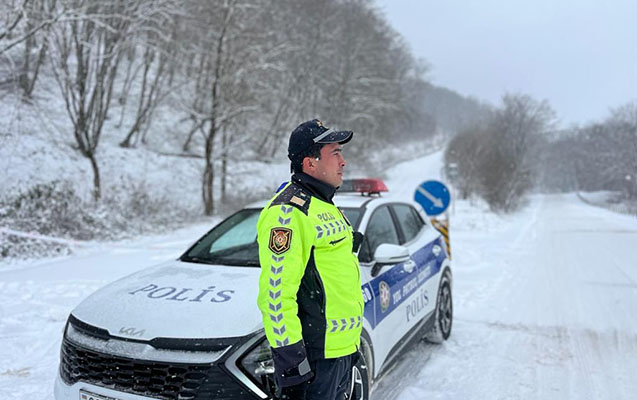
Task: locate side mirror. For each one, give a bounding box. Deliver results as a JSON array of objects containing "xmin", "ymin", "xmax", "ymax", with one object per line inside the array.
[{"xmin": 371, "ymin": 244, "xmax": 410, "ymax": 277}]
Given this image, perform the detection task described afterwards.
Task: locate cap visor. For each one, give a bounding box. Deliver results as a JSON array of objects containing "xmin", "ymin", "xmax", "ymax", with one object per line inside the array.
[{"xmin": 316, "ymin": 130, "xmax": 353, "ymax": 145}]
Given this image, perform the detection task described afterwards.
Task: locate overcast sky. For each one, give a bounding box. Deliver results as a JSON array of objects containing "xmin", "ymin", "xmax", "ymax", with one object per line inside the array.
[{"xmin": 375, "ymin": 0, "xmax": 637, "ymax": 128}]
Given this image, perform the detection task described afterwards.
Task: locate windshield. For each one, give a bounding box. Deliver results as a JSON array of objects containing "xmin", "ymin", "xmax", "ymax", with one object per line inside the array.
[
  {"xmin": 181, "ymin": 209, "xmax": 261, "ymax": 267},
  {"xmin": 181, "ymin": 206, "xmax": 362, "ymax": 267}
]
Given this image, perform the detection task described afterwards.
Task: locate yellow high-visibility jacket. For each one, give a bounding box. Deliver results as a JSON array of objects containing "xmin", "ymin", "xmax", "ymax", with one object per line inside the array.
[{"xmin": 256, "ymin": 173, "xmax": 363, "ymax": 387}]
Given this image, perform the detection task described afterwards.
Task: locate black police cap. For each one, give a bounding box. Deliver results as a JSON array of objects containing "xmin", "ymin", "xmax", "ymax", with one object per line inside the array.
[{"xmin": 287, "ymin": 119, "xmax": 353, "ymax": 162}]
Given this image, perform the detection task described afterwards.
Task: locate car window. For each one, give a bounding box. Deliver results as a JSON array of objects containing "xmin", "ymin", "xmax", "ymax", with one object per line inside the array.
[
  {"xmin": 392, "ymin": 204, "xmax": 425, "ymax": 243},
  {"xmin": 182, "ymin": 209, "xmax": 261, "ymax": 266},
  {"xmin": 359, "ymin": 206, "xmax": 399, "ymax": 263},
  {"xmin": 340, "ymin": 207, "xmax": 362, "ymax": 229}
]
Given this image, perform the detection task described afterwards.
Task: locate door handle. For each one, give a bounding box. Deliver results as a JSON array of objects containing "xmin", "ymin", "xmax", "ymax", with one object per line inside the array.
[{"xmin": 404, "ymin": 260, "xmax": 416, "ymax": 273}]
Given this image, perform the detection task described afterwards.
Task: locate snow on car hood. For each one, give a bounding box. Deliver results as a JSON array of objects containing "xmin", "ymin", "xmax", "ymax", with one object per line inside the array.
[{"xmin": 71, "ymin": 260, "xmax": 263, "ymax": 341}]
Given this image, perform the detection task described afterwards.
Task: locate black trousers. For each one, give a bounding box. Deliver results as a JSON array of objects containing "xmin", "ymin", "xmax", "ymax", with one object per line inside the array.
[{"xmin": 279, "ymin": 353, "xmax": 356, "ymax": 400}]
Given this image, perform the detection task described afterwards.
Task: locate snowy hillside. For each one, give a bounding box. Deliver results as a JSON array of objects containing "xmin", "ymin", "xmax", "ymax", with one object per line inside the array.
[
  {"xmin": 1, "ymin": 151, "xmax": 636, "ymax": 399},
  {"xmin": 0, "ymin": 82, "xmax": 294, "ymax": 259}
]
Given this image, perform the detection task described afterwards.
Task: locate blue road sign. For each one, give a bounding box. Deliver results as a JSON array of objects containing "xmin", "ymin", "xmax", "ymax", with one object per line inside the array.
[{"xmin": 414, "ymin": 180, "xmax": 451, "ymax": 216}]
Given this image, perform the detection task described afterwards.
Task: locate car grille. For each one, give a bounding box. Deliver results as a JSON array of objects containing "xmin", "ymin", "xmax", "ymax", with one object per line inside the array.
[{"xmin": 60, "ymin": 338, "xmax": 259, "ymax": 400}]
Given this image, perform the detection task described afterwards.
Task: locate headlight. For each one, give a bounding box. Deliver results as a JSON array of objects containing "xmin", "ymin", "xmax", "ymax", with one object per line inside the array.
[{"xmin": 238, "ymin": 337, "xmax": 275, "ymax": 394}]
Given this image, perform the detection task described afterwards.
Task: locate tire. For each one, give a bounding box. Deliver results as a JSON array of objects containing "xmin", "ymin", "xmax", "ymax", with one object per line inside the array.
[
  {"xmin": 348, "ymin": 338, "xmax": 371, "ymax": 400},
  {"xmin": 425, "ymin": 272, "xmax": 453, "ymax": 344}
]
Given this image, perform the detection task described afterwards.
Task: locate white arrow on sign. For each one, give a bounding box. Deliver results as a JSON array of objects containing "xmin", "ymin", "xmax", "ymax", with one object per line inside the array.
[{"xmin": 417, "ymin": 186, "xmax": 443, "ymax": 208}]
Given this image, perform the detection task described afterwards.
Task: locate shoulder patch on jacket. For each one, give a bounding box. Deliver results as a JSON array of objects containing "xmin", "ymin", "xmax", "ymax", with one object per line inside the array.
[
  {"xmin": 270, "ymin": 183, "xmax": 311, "ymax": 215},
  {"xmin": 269, "ymin": 227, "xmax": 292, "ymax": 254}
]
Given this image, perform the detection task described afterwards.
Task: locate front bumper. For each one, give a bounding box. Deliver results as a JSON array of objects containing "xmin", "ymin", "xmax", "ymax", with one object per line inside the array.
[
  {"xmin": 55, "ymin": 320, "xmax": 274, "ymax": 400},
  {"xmin": 55, "ymin": 375, "xmax": 154, "ymax": 400}
]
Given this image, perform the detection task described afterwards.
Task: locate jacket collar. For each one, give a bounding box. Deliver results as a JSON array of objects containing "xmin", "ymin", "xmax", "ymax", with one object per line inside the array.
[{"xmin": 292, "ymin": 172, "xmax": 337, "ymax": 203}]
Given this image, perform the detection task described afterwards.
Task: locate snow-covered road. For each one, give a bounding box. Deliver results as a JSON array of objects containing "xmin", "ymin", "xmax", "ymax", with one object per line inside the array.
[{"xmin": 1, "ymin": 151, "xmax": 636, "ymax": 399}]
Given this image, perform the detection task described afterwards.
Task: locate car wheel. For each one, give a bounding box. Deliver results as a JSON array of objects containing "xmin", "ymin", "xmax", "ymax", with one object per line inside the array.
[
  {"xmin": 425, "ymin": 272, "xmax": 453, "ymax": 344},
  {"xmin": 348, "ymin": 339, "xmax": 371, "ymax": 400}
]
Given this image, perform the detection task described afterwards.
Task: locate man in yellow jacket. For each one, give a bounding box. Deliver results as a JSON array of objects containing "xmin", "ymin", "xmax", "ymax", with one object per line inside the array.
[{"xmin": 257, "ymin": 119, "xmax": 363, "ymax": 400}]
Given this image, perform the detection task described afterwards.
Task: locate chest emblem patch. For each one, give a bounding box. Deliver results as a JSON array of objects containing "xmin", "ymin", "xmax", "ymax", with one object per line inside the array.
[{"xmin": 269, "ymin": 228, "xmax": 292, "ymax": 254}]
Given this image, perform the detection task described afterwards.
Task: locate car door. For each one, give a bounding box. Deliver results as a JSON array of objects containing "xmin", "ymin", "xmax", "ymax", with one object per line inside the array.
[
  {"xmin": 389, "ymin": 203, "xmax": 441, "ymax": 331},
  {"xmin": 358, "ymin": 205, "xmax": 418, "ymax": 361}
]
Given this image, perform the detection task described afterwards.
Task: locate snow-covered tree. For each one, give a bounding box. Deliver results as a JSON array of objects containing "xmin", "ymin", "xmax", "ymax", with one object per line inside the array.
[
  {"xmin": 445, "ymin": 93, "xmax": 556, "ymax": 212},
  {"xmin": 48, "ymin": 0, "xmax": 156, "ymax": 200}
]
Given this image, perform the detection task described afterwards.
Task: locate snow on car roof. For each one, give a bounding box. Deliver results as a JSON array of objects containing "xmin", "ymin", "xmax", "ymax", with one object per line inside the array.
[{"xmin": 334, "ymin": 193, "xmax": 377, "ymax": 208}]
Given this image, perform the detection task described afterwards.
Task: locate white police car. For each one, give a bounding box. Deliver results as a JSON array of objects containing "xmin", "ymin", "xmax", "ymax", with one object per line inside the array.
[{"xmin": 54, "ymin": 179, "xmax": 452, "ymax": 400}]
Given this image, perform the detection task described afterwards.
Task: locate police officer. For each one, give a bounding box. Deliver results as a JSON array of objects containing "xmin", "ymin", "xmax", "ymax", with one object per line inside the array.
[{"xmin": 256, "ymin": 119, "xmax": 364, "ymax": 400}]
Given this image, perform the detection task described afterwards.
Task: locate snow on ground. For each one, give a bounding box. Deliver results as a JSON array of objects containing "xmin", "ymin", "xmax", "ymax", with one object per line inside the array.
[
  {"xmin": 0, "ymin": 82, "xmax": 291, "ymax": 220},
  {"xmin": 2, "ymin": 151, "xmax": 637, "ymax": 399},
  {"xmin": 577, "ymin": 191, "xmax": 637, "ymax": 218}
]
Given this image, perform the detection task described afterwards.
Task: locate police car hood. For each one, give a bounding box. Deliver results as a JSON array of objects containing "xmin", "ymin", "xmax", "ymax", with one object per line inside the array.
[{"xmin": 71, "ymin": 260, "xmax": 263, "ymax": 341}]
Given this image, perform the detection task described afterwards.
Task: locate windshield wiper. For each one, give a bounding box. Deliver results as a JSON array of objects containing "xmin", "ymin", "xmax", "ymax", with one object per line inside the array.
[
  {"xmin": 209, "ymin": 257, "xmax": 260, "ymax": 267},
  {"xmin": 180, "ymin": 256, "xmax": 216, "ymax": 265},
  {"xmin": 212, "ymin": 243, "xmax": 257, "ymax": 257},
  {"xmin": 237, "ymin": 260, "xmax": 260, "ymax": 267},
  {"xmin": 181, "ymin": 255, "xmax": 259, "ymax": 267}
]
